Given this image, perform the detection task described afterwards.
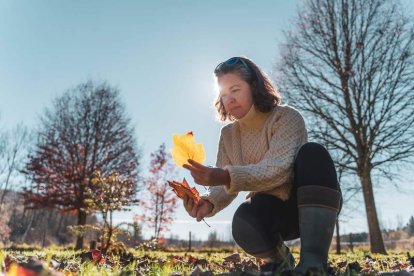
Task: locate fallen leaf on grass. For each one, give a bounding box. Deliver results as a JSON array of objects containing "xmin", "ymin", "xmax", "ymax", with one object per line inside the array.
[
  {"xmin": 75, "ymin": 249, "xmax": 106, "ymax": 265},
  {"xmin": 189, "ymin": 266, "xmax": 213, "ymax": 276},
  {"xmin": 91, "ymin": 249, "xmax": 105, "ymax": 264},
  {"xmin": 240, "ymin": 257, "xmax": 259, "ymax": 271},
  {"xmin": 223, "ymin": 253, "xmax": 241, "ymax": 264},
  {"xmin": 337, "ymin": 260, "xmax": 347, "ymax": 268},
  {"xmin": 7, "ymin": 263, "xmax": 39, "ymax": 276},
  {"xmin": 6, "ymin": 257, "xmax": 61, "ymax": 276},
  {"xmin": 390, "ymin": 261, "xmax": 406, "ymax": 271},
  {"xmin": 347, "ymin": 261, "xmax": 362, "ymax": 273}
]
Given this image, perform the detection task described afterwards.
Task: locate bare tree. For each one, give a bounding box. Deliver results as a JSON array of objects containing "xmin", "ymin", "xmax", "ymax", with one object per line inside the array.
[
  {"xmin": 0, "ymin": 124, "xmax": 31, "ymax": 213},
  {"xmin": 276, "ymin": 0, "xmax": 414, "ymax": 253},
  {"xmin": 136, "ymin": 144, "xmax": 178, "ymax": 242},
  {"xmin": 22, "ymin": 80, "xmax": 142, "ymax": 250}
]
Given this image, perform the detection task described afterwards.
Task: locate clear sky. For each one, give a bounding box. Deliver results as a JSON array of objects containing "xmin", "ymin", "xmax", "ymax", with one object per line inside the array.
[{"xmin": 1, "ymin": 0, "xmax": 413, "ymax": 241}]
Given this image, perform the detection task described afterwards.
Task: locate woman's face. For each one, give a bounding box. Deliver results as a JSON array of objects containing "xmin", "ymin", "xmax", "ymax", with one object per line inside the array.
[{"xmin": 217, "ymin": 73, "xmax": 253, "ymax": 119}]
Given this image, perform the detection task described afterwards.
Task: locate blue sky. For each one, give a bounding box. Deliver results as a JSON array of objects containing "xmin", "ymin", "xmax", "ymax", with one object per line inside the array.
[{"xmin": 1, "ymin": 0, "xmax": 413, "ymax": 241}]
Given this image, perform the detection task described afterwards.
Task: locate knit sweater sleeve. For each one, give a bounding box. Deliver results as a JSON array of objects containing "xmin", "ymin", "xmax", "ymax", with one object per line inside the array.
[
  {"xmin": 223, "ymin": 107, "xmax": 308, "ymax": 195},
  {"xmin": 199, "ymin": 127, "xmax": 238, "ymax": 217}
]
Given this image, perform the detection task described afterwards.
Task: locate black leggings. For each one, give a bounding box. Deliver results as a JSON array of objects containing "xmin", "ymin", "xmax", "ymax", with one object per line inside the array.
[{"xmin": 231, "ymin": 142, "xmax": 342, "ymax": 257}]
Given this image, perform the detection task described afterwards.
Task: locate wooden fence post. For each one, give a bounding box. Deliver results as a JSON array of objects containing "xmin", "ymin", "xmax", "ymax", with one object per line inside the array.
[
  {"xmin": 188, "ymin": 231, "xmax": 192, "ymax": 252},
  {"xmin": 349, "ymin": 233, "xmax": 354, "ymax": 253}
]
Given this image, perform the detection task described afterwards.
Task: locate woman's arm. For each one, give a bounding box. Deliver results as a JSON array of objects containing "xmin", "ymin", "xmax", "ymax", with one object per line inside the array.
[{"xmin": 199, "ymin": 129, "xmax": 238, "ymax": 217}]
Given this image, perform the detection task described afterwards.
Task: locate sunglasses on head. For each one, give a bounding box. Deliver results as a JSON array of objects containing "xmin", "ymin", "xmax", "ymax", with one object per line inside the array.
[
  {"xmin": 214, "ymin": 57, "xmax": 250, "ymax": 73},
  {"xmin": 214, "ymin": 57, "xmax": 261, "ymax": 85}
]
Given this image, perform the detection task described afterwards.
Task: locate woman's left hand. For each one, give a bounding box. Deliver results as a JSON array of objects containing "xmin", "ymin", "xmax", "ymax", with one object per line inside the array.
[{"xmin": 183, "ymin": 159, "xmax": 230, "ymax": 187}]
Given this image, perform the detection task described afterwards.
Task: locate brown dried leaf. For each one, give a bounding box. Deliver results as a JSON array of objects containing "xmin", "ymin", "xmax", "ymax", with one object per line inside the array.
[{"xmin": 168, "ymin": 178, "xmax": 200, "ymax": 204}]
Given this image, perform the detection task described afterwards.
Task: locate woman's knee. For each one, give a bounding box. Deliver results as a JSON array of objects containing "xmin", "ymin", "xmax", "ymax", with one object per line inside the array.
[
  {"xmin": 294, "ymin": 142, "xmax": 339, "ymax": 190},
  {"xmin": 232, "ymin": 200, "xmax": 281, "ymax": 255},
  {"xmin": 296, "ymin": 142, "xmax": 331, "ymax": 165},
  {"xmin": 294, "ymin": 143, "xmax": 342, "ymax": 213},
  {"xmin": 232, "ymin": 201, "xmax": 258, "ymax": 240}
]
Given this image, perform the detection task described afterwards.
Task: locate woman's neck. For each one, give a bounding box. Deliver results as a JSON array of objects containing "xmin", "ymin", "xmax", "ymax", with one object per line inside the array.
[{"xmin": 238, "ymin": 104, "xmax": 271, "ymax": 129}]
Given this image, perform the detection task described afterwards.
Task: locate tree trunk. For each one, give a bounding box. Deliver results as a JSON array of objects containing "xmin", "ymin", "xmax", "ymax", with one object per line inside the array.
[
  {"xmin": 359, "ymin": 172, "xmax": 387, "ymax": 254},
  {"xmin": 9, "ymin": 203, "xmax": 18, "ymax": 229},
  {"xmin": 21, "ymin": 210, "xmax": 35, "ymax": 243},
  {"xmin": 104, "ymin": 211, "xmax": 113, "ymax": 253},
  {"xmin": 55, "ymin": 213, "xmax": 64, "ymax": 236},
  {"xmin": 188, "ymin": 231, "xmax": 192, "ymax": 252},
  {"xmin": 335, "ymin": 218, "xmax": 341, "ymax": 254},
  {"xmin": 154, "ymin": 194, "xmax": 159, "ymax": 240},
  {"xmin": 75, "ymin": 210, "xmax": 87, "ymax": 250},
  {"xmin": 157, "ymin": 193, "xmax": 165, "ymax": 241},
  {"xmin": 42, "ymin": 229, "xmax": 47, "ymax": 248}
]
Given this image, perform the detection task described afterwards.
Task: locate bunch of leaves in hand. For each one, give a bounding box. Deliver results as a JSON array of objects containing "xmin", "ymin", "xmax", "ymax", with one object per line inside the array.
[{"xmin": 168, "ymin": 178, "xmax": 200, "ymax": 204}]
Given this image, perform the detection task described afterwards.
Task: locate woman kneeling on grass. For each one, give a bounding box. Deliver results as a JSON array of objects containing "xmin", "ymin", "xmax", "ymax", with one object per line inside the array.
[{"xmin": 182, "ymin": 56, "xmax": 342, "ymax": 275}]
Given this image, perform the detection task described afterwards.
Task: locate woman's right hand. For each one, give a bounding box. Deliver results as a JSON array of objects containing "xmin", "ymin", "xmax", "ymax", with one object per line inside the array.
[{"xmin": 183, "ymin": 195, "xmax": 213, "ymax": 222}]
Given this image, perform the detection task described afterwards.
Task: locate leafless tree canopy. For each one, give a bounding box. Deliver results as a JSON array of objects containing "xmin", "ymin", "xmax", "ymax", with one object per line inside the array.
[
  {"xmin": 277, "ymin": 0, "xmax": 414, "ymax": 173},
  {"xmin": 0, "ymin": 124, "xmax": 31, "ymax": 213},
  {"xmin": 276, "ymin": 0, "xmax": 414, "ymax": 253}
]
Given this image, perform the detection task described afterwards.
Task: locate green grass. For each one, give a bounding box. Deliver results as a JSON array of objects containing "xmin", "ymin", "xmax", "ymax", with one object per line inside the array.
[{"xmin": 1, "ymin": 248, "xmax": 413, "ymax": 275}]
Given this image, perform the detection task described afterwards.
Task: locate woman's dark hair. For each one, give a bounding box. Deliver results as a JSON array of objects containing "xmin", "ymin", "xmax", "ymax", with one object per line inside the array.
[{"xmin": 214, "ymin": 56, "xmax": 281, "ymax": 121}]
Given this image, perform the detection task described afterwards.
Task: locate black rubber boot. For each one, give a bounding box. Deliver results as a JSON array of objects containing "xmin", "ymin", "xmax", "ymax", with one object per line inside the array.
[{"xmin": 294, "ymin": 206, "xmax": 337, "ymax": 274}]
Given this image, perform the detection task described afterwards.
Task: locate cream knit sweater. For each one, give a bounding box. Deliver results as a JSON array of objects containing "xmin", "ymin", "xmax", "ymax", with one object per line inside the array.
[{"xmin": 200, "ymin": 104, "xmax": 308, "ymax": 217}]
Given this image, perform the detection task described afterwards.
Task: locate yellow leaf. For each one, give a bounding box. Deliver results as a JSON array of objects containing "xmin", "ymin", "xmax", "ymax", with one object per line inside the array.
[
  {"xmin": 171, "ymin": 131, "xmax": 206, "ymax": 167},
  {"xmin": 7, "ymin": 263, "xmax": 18, "ymax": 276},
  {"xmin": 91, "ymin": 176, "xmax": 99, "ymax": 185}
]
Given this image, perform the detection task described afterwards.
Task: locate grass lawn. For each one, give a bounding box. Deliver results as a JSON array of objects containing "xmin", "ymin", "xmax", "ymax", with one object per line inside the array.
[{"xmin": 1, "ymin": 247, "xmax": 413, "ymax": 275}]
